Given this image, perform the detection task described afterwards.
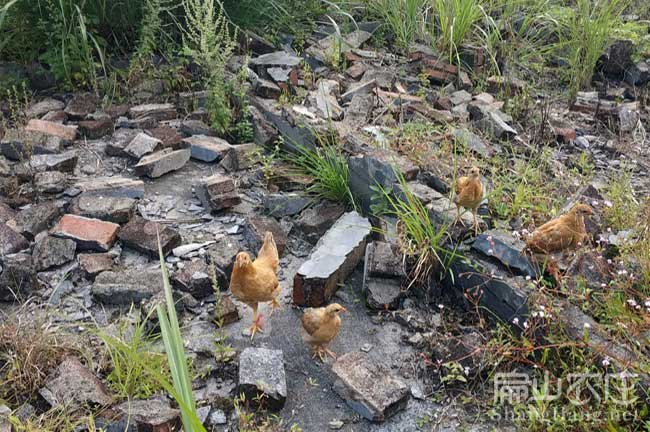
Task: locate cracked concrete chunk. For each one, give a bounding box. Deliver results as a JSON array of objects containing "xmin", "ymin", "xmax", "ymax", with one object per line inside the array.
[
  {"xmin": 92, "ymin": 268, "xmax": 162, "ymax": 305},
  {"xmin": 33, "ymin": 233, "xmax": 77, "ymax": 271},
  {"xmin": 40, "ymin": 357, "xmax": 112, "ymax": 408},
  {"xmin": 332, "ymin": 352, "xmax": 410, "ymax": 422},
  {"xmin": 10, "ymin": 201, "xmax": 61, "ymax": 240},
  {"xmin": 293, "ymin": 211, "xmax": 371, "ymax": 306},
  {"xmin": 0, "ymin": 223, "xmax": 29, "ymax": 255},
  {"xmin": 0, "ymin": 253, "xmax": 38, "ymax": 302},
  {"xmin": 238, "ymin": 347, "xmax": 287, "ymax": 410}
]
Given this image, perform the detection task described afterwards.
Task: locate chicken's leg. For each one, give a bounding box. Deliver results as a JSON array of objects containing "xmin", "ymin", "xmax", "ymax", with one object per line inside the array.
[
  {"xmin": 323, "ymin": 347, "xmax": 337, "ymax": 359},
  {"xmin": 311, "ymin": 345, "xmax": 326, "ymax": 362},
  {"xmin": 454, "ymin": 204, "xmax": 466, "ymax": 227},
  {"xmin": 472, "ymin": 207, "xmax": 480, "ymax": 235},
  {"xmin": 248, "ymin": 303, "xmax": 264, "ymax": 340},
  {"xmin": 269, "ymin": 297, "xmax": 282, "ymax": 315}
]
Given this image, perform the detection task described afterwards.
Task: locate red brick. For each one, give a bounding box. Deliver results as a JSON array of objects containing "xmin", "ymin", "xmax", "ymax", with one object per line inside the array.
[
  {"xmin": 26, "ymin": 119, "xmax": 77, "ymax": 141},
  {"xmin": 52, "ymin": 214, "xmax": 119, "ymax": 252}
]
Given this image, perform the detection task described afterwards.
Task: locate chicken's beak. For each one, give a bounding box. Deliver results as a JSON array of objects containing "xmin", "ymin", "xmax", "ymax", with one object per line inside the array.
[{"xmin": 340, "ymin": 306, "xmax": 348, "ymax": 313}]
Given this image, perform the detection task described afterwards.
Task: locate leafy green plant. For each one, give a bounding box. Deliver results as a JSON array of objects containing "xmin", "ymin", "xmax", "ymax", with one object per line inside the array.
[
  {"xmin": 370, "ymin": 0, "xmax": 426, "ymax": 51},
  {"xmin": 553, "ymin": 0, "xmax": 630, "ymax": 103},
  {"xmin": 372, "ymin": 169, "xmax": 453, "ymax": 287},
  {"xmin": 96, "ymin": 311, "xmax": 169, "ymax": 399},
  {"xmin": 283, "ymin": 135, "xmax": 356, "ymax": 208},
  {"xmin": 181, "ymin": 0, "xmax": 237, "ymax": 134},
  {"xmin": 156, "ymin": 234, "xmax": 205, "ymax": 432}
]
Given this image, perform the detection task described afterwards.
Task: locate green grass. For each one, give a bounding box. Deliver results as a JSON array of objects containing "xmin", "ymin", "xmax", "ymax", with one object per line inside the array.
[
  {"xmin": 282, "ymin": 135, "xmax": 356, "ymax": 208},
  {"xmin": 369, "ymin": 0, "xmax": 426, "ymax": 52},
  {"xmin": 430, "ymin": 0, "xmax": 486, "ymax": 65},
  {"xmin": 156, "ymin": 233, "xmax": 206, "ymax": 432},
  {"xmin": 372, "ymin": 169, "xmax": 454, "ymax": 287},
  {"xmin": 96, "ymin": 311, "xmax": 169, "ymax": 399},
  {"xmin": 552, "ymin": 0, "xmax": 630, "ymax": 103},
  {"xmin": 488, "ymin": 147, "xmax": 566, "ymax": 225}
]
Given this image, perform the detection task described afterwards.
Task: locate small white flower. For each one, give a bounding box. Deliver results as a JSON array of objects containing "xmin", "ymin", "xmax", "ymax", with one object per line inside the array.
[
  {"xmin": 525, "ymin": 275, "xmax": 532, "ymax": 281},
  {"xmin": 604, "ymin": 200, "xmax": 613, "ymax": 208},
  {"xmin": 627, "ymin": 299, "xmax": 638, "ymax": 307},
  {"xmin": 583, "ymin": 322, "xmax": 591, "ymax": 329},
  {"xmin": 601, "ymin": 283, "xmax": 607, "ymax": 288},
  {"xmin": 487, "ymin": 236, "xmax": 493, "ymax": 241},
  {"xmin": 644, "ymin": 300, "xmax": 650, "ymax": 308},
  {"xmin": 523, "ymin": 321, "xmax": 529, "ymax": 329},
  {"xmin": 539, "ymin": 311, "xmax": 545, "ymax": 318},
  {"xmin": 488, "ymin": 248, "xmax": 494, "ymax": 254},
  {"xmin": 464, "ymin": 366, "xmax": 470, "ymax": 376},
  {"xmin": 591, "ymin": 200, "xmax": 599, "ymax": 207},
  {"xmin": 635, "ymin": 305, "xmax": 641, "ymax": 311},
  {"xmin": 512, "ymin": 317, "xmax": 520, "ymax": 325},
  {"xmin": 437, "ymin": 304, "xmax": 444, "ymax": 310},
  {"xmin": 607, "ymin": 227, "xmax": 612, "ymax": 232},
  {"xmin": 607, "ymin": 259, "xmax": 613, "ymax": 265},
  {"xmin": 532, "ymin": 311, "xmax": 539, "ymax": 318},
  {"xmin": 539, "ymin": 306, "xmax": 545, "ymax": 311},
  {"xmin": 602, "ymin": 357, "xmax": 611, "ymax": 367}
]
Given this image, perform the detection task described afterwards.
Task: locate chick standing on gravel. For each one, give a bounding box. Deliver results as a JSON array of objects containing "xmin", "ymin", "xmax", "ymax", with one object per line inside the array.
[{"xmin": 300, "ymin": 303, "xmax": 347, "ymax": 361}]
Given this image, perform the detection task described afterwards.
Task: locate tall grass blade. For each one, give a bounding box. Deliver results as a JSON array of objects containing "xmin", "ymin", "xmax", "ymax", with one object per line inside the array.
[{"xmin": 156, "ymin": 231, "xmax": 204, "ymax": 432}]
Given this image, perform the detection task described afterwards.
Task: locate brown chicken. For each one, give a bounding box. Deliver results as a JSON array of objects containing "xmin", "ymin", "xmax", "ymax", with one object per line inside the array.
[
  {"xmin": 526, "ymin": 204, "xmax": 593, "ymax": 254},
  {"xmin": 301, "ymin": 303, "xmax": 347, "ymax": 361},
  {"xmin": 454, "ymin": 166, "xmax": 484, "ymax": 234},
  {"xmin": 229, "ymin": 232, "xmax": 280, "ymax": 339}
]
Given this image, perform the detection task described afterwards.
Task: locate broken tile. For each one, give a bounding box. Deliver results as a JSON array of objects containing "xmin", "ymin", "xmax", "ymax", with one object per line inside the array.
[
  {"xmin": 220, "ymin": 143, "xmax": 257, "ymax": 172},
  {"xmin": 242, "ymin": 216, "xmax": 288, "ymax": 256},
  {"xmin": 134, "ymin": 148, "xmax": 190, "ymax": 178},
  {"xmin": 26, "ymin": 119, "xmax": 77, "ymax": 141}
]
